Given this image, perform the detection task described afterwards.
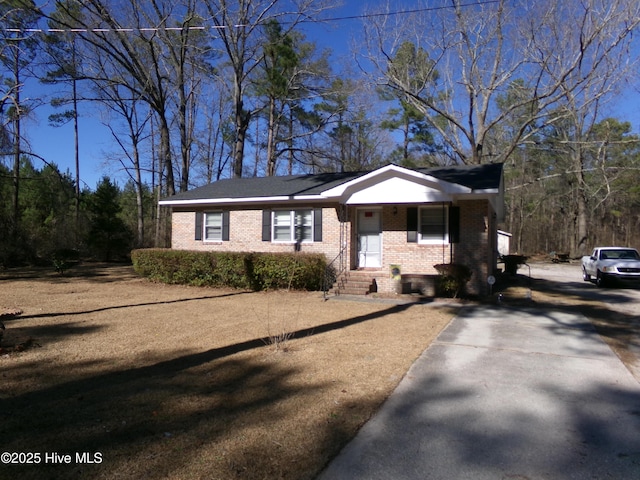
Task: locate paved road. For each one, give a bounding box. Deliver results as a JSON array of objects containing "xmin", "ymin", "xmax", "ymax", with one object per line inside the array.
[{"xmin": 318, "ymin": 265, "xmax": 640, "ymax": 480}]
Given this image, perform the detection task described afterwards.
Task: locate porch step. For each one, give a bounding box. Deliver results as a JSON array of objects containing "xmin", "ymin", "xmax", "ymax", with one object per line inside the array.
[{"xmin": 331, "ymin": 270, "xmax": 378, "ymax": 296}]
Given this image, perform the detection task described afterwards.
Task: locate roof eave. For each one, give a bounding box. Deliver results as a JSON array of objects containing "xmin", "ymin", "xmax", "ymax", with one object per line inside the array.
[{"xmin": 159, "ymin": 194, "xmax": 328, "ymax": 207}]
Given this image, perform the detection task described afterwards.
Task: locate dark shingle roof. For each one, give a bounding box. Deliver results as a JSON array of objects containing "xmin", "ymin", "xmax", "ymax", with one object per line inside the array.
[
  {"xmin": 162, "ymin": 163, "xmax": 503, "ymax": 202},
  {"xmin": 164, "ymin": 171, "xmax": 365, "ymax": 202},
  {"xmin": 416, "ymin": 163, "xmax": 504, "ymax": 191}
]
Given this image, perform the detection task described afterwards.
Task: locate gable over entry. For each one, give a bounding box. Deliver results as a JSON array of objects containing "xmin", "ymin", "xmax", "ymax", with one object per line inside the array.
[{"xmin": 322, "ymin": 165, "xmax": 472, "ymax": 205}]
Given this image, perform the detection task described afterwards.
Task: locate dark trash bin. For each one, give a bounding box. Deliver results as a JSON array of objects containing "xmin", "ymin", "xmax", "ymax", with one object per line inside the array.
[{"xmin": 502, "ymin": 255, "xmax": 527, "ymax": 275}]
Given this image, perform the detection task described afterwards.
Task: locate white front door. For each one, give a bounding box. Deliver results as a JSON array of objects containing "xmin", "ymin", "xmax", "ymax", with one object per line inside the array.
[{"xmin": 357, "ymin": 209, "xmax": 382, "ymax": 268}]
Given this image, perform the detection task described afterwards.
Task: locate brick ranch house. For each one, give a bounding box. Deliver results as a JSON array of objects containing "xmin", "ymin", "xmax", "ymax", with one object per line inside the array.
[{"xmin": 159, "ymin": 163, "xmax": 505, "ymax": 296}]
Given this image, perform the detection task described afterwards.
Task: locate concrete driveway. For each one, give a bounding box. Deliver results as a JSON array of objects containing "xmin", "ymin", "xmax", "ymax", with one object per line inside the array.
[
  {"xmin": 317, "ymin": 303, "xmax": 640, "ymax": 479},
  {"xmin": 529, "ymin": 262, "xmax": 640, "ymax": 380}
]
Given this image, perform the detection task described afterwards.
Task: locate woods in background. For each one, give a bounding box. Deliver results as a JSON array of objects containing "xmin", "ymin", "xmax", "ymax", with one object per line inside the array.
[{"xmin": 2, "ymin": 0, "xmax": 640, "ymax": 266}]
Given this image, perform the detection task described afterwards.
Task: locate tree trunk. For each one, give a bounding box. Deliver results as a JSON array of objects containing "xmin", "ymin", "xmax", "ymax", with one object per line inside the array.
[
  {"xmin": 11, "ymin": 48, "xmax": 21, "ymax": 241},
  {"xmin": 576, "ymin": 186, "xmax": 589, "ymax": 256},
  {"xmin": 232, "ymin": 93, "xmax": 249, "ymax": 178},
  {"xmin": 573, "ymin": 147, "xmax": 589, "ymax": 257},
  {"xmin": 72, "ymin": 75, "xmax": 80, "ymax": 242},
  {"xmin": 132, "ymin": 139, "xmax": 144, "ymax": 247},
  {"xmin": 266, "ymin": 97, "xmax": 277, "ymax": 176},
  {"xmin": 158, "ymin": 113, "xmax": 175, "ymax": 196}
]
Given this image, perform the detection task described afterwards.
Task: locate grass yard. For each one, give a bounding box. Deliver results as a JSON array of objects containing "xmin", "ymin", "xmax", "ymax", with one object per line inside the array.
[{"xmin": 0, "ymin": 263, "xmax": 455, "ymax": 480}]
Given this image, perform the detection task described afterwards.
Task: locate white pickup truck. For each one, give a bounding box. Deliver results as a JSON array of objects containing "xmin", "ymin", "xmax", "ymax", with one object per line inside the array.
[{"xmin": 582, "ymin": 247, "xmax": 640, "ymax": 287}]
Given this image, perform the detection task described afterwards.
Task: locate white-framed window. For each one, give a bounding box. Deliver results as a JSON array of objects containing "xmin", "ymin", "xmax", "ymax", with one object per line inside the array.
[
  {"xmin": 204, "ymin": 212, "xmax": 223, "ymax": 241},
  {"xmin": 419, "ymin": 205, "xmax": 448, "ymax": 244},
  {"xmin": 272, "ymin": 209, "xmax": 313, "ymax": 243}
]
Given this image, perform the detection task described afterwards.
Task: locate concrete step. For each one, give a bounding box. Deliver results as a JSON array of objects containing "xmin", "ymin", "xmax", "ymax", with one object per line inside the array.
[
  {"xmin": 336, "ymin": 287, "xmax": 372, "ymax": 295},
  {"xmin": 331, "ymin": 270, "xmax": 379, "ymax": 296}
]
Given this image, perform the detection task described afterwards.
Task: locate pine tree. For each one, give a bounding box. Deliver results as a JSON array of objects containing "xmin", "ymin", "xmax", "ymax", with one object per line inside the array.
[{"xmin": 86, "ymin": 177, "xmax": 133, "ymax": 261}]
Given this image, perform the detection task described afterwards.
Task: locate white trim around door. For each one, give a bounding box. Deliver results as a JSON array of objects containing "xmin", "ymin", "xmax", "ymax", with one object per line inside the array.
[{"xmin": 357, "ymin": 208, "xmax": 382, "ymax": 268}]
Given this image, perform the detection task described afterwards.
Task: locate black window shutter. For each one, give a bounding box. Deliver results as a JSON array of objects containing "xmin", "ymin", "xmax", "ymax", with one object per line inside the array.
[
  {"xmin": 195, "ymin": 212, "xmax": 203, "ymax": 241},
  {"xmin": 262, "ymin": 210, "xmax": 271, "ymax": 241},
  {"xmin": 313, "ymin": 208, "xmax": 322, "ymax": 242},
  {"xmin": 449, "ymin": 206, "xmax": 460, "ymax": 244},
  {"xmin": 222, "ymin": 211, "xmax": 230, "ymax": 241},
  {"xmin": 407, "ymin": 207, "xmax": 418, "ymax": 242}
]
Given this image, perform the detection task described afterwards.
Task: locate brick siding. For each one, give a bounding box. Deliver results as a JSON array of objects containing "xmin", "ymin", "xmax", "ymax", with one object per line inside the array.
[
  {"xmin": 170, "ymin": 199, "xmax": 494, "ymax": 296},
  {"xmin": 171, "ymin": 206, "xmax": 342, "ymax": 261}
]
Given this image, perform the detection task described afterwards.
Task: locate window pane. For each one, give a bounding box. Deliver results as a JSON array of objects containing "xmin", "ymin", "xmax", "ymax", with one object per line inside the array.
[
  {"xmin": 205, "ymin": 212, "xmax": 222, "ymax": 241},
  {"xmin": 273, "ymin": 211, "xmax": 291, "ymax": 241},
  {"xmin": 205, "ymin": 213, "xmax": 222, "ymax": 227},
  {"xmin": 271, "ymin": 210, "xmax": 315, "ymax": 242},
  {"xmin": 420, "ymin": 208, "xmax": 446, "ymax": 240},
  {"xmin": 295, "ymin": 225, "xmax": 312, "ymax": 241},
  {"xmin": 295, "ymin": 210, "xmax": 312, "ymax": 241}
]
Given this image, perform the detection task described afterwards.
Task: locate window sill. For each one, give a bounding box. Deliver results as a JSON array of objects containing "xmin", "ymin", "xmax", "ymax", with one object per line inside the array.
[{"xmin": 271, "ymin": 241, "xmax": 315, "ymax": 244}]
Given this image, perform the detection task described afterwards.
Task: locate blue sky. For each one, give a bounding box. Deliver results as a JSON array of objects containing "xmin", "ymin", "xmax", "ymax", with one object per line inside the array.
[
  {"xmin": 24, "ymin": 2, "xmax": 373, "ymax": 190},
  {"xmin": 21, "ymin": 1, "xmax": 640, "ymax": 190}
]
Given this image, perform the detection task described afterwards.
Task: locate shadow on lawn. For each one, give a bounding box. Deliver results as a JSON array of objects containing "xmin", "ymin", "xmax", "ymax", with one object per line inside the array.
[
  {"xmin": 0, "ymin": 262, "xmax": 138, "ymax": 283},
  {"xmin": 6, "ymin": 264, "xmax": 638, "ymax": 479},
  {"xmin": 0, "ymin": 303, "xmax": 411, "ymax": 480},
  {"xmin": 13, "ymin": 290, "xmax": 251, "ymax": 321}
]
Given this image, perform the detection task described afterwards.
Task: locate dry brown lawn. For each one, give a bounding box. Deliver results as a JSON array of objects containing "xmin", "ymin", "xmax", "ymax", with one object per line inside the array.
[{"xmin": 0, "ymin": 263, "xmax": 456, "ymax": 480}]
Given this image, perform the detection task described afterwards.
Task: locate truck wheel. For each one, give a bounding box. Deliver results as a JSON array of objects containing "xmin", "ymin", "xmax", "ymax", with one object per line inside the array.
[
  {"xmin": 595, "ymin": 271, "xmax": 607, "ymax": 288},
  {"xmin": 582, "ymin": 267, "xmax": 591, "ymax": 282}
]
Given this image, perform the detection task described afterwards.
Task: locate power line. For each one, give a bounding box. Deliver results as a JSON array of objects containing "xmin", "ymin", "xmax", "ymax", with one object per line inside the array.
[
  {"xmin": 310, "ymin": 0, "xmax": 501, "ymax": 23},
  {"xmin": 1, "ymin": 0, "xmax": 501, "ymax": 35},
  {"xmin": 5, "ymin": 26, "xmax": 228, "ymax": 34}
]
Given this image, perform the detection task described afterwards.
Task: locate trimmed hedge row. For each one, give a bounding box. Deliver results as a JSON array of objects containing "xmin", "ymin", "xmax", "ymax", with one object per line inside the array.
[{"xmin": 131, "ymin": 249, "xmax": 328, "ymax": 291}]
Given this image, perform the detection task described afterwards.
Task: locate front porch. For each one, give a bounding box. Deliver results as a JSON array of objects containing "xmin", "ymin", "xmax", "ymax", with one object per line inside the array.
[
  {"xmin": 328, "ymin": 267, "xmax": 440, "ymax": 298},
  {"xmin": 324, "ymin": 198, "xmax": 494, "ymax": 297}
]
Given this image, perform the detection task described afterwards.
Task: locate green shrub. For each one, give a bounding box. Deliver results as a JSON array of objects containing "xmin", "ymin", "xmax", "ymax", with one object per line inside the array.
[
  {"xmin": 248, "ymin": 252, "xmax": 327, "ymax": 291},
  {"xmin": 434, "ymin": 263, "xmax": 473, "ymax": 298},
  {"xmin": 131, "ymin": 249, "xmax": 327, "ymax": 291},
  {"xmin": 50, "ymin": 248, "xmax": 80, "ymax": 274}
]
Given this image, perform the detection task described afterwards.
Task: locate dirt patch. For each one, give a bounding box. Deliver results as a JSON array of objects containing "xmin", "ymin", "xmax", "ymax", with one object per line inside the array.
[{"xmin": 0, "ymin": 263, "xmax": 455, "ymax": 480}]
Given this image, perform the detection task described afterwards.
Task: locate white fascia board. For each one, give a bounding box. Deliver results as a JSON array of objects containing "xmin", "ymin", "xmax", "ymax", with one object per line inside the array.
[
  {"xmin": 430, "ymin": 188, "xmax": 499, "ymax": 200},
  {"xmin": 320, "ymin": 164, "xmax": 412, "ymax": 197},
  {"xmin": 321, "ymin": 164, "xmax": 472, "ymax": 201},
  {"xmin": 470, "ymin": 187, "xmax": 499, "ymax": 195},
  {"xmin": 159, "ymin": 195, "xmax": 326, "ymax": 207},
  {"xmin": 454, "ymin": 191, "xmax": 500, "ymax": 201}
]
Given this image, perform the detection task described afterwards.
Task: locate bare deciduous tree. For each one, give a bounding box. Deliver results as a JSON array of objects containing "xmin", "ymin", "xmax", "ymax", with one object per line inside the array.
[
  {"xmin": 46, "ymin": 0, "xmax": 210, "ymax": 195},
  {"xmin": 364, "ymin": 0, "xmax": 640, "ymax": 168},
  {"xmin": 202, "ymin": 0, "xmax": 332, "ymax": 178}
]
